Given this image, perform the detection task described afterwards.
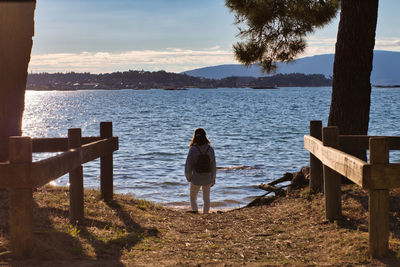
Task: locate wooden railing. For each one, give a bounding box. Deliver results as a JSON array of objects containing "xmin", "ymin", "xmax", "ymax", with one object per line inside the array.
[
  {"xmin": 0, "ymin": 122, "xmax": 119, "ymax": 258},
  {"xmin": 304, "ymin": 120, "xmax": 400, "ymax": 258}
]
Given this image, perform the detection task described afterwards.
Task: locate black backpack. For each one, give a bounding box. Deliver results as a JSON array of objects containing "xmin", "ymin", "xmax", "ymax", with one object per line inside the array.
[{"xmin": 193, "ymin": 145, "xmax": 211, "ymax": 173}]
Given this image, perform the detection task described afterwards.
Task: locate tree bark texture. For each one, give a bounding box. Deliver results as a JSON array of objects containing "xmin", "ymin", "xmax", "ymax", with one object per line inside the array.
[
  {"xmin": 0, "ymin": 1, "xmax": 36, "ymax": 162},
  {"xmin": 328, "ymin": 0, "xmax": 379, "ymax": 136}
]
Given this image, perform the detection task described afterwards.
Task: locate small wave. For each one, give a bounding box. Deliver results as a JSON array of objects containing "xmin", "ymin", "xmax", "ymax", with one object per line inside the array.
[
  {"xmin": 165, "ymin": 201, "xmax": 188, "ymax": 207},
  {"xmin": 222, "ymin": 199, "xmax": 243, "ymax": 204},
  {"xmin": 137, "ymin": 151, "xmax": 180, "ymax": 156},
  {"xmin": 161, "ymin": 181, "xmax": 185, "ymax": 187},
  {"xmin": 210, "ymin": 200, "xmax": 244, "ymax": 208},
  {"xmin": 210, "ymin": 201, "xmax": 229, "ymax": 207},
  {"xmin": 217, "ymin": 165, "xmax": 258, "ymax": 171}
]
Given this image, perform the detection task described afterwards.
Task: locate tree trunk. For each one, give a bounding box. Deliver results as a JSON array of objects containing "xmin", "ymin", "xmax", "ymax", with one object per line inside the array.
[
  {"xmin": 328, "ymin": 0, "xmax": 379, "ymax": 138},
  {"xmin": 0, "ymin": 1, "xmax": 36, "ymax": 162}
]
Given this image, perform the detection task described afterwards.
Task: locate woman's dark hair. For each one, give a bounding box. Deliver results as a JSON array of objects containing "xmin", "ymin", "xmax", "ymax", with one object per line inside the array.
[{"xmin": 189, "ymin": 128, "xmax": 210, "ymax": 147}]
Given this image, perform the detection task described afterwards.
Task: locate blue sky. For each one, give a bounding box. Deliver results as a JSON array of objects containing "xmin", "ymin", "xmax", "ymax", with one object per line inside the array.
[{"xmin": 30, "ymin": 0, "xmax": 400, "ymax": 73}]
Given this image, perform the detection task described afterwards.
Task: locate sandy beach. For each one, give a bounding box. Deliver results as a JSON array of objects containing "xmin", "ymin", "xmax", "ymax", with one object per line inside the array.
[{"xmin": 1, "ymin": 185, "xmax": 400, "ymax": 266}]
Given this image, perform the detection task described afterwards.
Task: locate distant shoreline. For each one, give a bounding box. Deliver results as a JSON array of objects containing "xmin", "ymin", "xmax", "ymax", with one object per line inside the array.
[
  {"xmin": 26, "ymin": 71, "xmax": 332, "ymax": 91},
  {"xmin": 373, "ymin": 85, "xmax": 400, "ymax": 88},
  {"xmin": 26, "ymin": 85, "xmax": 400, "ymax": 92},
  {"xmin": 26, "ymin": 86, "xmax": 326, "ymax": 91}
]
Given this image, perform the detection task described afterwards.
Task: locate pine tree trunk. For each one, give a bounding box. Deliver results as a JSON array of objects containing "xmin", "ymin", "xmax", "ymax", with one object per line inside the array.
[
  {"xmin": 0, "ymin": 1, "xmax": 36, "ymax": 162},
  {"xmin": 328, "ymin": 0, "xmax": 379, "ymax": 137}
]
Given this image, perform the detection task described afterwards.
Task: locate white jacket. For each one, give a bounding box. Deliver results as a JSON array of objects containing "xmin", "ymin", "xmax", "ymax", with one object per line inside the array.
[{"xmin": 185, "ymin": 144, "xmax": 216, "ymax": 186}]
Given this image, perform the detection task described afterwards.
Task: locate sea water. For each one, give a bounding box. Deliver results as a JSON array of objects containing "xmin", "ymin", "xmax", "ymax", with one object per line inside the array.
[{"xmin": 22, "ymin": 87, "xmax": 400, "ymax": 209}]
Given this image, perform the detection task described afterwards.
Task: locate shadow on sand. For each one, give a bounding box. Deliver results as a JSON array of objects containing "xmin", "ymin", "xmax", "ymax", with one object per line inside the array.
[{"xmin": 0, "ymin": 189, "xmax": 159, "ymax": 266}]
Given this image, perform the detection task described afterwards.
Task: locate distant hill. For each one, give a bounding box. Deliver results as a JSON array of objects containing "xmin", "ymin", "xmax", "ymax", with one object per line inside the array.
[{"xmin": 182, "ymin": 50, "xmax": 400, "ymax": 85}]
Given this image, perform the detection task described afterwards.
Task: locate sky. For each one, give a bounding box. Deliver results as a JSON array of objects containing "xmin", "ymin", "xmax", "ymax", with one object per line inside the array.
[{"xmin": 29, "ymin": 0, "xmax": 400, "ymax": 74}]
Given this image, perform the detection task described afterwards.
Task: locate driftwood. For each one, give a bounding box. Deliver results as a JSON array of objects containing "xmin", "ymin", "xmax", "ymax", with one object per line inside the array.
[
  {"xmin": 268, "ymin": 172, "xmax": 293, "ymax": 186},
  {"xmin": 258, "ymin": 184, "xmax": 286, "ymax": 197},
  {"xmin": 245, "ymin": 173, "xmax": 292, "ymax": 207},
  {"xmin": 245, "ymin": 168, "xmax": 309, "ymax": 208},
  {"xmin": 256, "ymin": 172, "xmax": 292, "ymax": 197}
]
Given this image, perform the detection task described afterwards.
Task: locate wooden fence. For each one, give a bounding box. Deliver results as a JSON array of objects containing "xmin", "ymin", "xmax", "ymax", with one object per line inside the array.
[
  {"xmin": 0, "ymin": 122, "xmax": 119, "ymax": 258},
  {"xmin": 304, "ymin": 120, "xmax": 400, "ymax": 258}
]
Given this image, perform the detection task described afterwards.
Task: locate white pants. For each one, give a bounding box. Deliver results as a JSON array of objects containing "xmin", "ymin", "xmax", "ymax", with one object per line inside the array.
[{"xmin": 190, "ymin": 183, "xmax": 211, "ymax": 214}]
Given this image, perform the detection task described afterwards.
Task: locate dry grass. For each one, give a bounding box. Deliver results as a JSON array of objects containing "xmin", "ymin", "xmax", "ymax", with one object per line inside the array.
[{"xmin": 0, "ymin": 185, "xmax": 400, "ymax": 266}]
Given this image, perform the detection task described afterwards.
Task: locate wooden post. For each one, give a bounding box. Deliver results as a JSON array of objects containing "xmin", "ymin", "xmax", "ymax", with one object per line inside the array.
[
  {"xmin": 68, "ymin": 128, "xmax": 84, "ymax": 224},
  {"xmin": 322, "ymin": 126, "xmax": 341, "ymax": 221},
  {"xmin": 9, "ymin": 137, "xmax": 33, "ymax": 258},
  {"xmin": 309, "ymin": 120, "xmax": 323, "ymax": 193},
  {"xmin": 100, "ymin": 122, "xmax": 113, "ymax": 202},
  {"xmin": 369, "ymin": 137, "xmax": 389, "ymax": 258}
]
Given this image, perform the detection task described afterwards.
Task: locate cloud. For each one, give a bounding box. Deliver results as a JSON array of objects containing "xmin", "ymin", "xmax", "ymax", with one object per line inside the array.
[
  {"xmin": 205, "ymin": 45, "xmax": 222, "ymax": 50},
  {"xmin": 302, "ymin": 37, "xmax": 336, "ymax": 57},
  {"xmin": 375, "ymin": 39, "xmax": 400, "ymax": 50},
  {"xmin": 29, "ymin": 38, "xmax": 400, "ymax": 73},
  {"xmin": 302, "ymin": 37, "xmax": 400, "ymax": 58},
  {"xmin": 29, "ymin": 48, "xmax": 237, "ymax": 73}
]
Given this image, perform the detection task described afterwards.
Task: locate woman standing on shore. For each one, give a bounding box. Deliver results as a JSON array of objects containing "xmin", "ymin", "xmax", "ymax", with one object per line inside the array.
[{"xmin": 185, "ymin": 128, "xmax": 216, "ymax": 214}]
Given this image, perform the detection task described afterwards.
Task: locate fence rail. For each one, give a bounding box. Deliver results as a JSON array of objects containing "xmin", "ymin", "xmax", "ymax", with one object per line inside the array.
[
  {"xmin": 0, "ymin": 122, "xmax": 118, "ymax": 259},
  {"xmin": 304, "ymin": 120, "xmax": 400, "ymax": 258},
  {"xmin": 304, "ymin": 135, "xmax": 366, "ymax": 187},
  {"xmin": 32, "ymin": 136, "xmax": 102, "ymax": 152}
]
